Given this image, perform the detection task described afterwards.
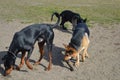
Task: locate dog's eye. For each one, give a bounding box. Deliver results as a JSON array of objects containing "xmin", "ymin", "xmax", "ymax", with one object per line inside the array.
[{"xmin": 66, "ymin": 50, "xmax": 73, "ymax": 55}]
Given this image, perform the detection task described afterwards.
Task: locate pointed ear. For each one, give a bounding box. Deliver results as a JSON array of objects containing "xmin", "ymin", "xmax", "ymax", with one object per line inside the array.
[
  {"xmin": 63, "ymin": 43, "xmax": 68, "ymax": 48},
  {"xmin": 83, "ymin": 18, "xmax": 87, "ymax": 23},
  {"xmin": 2, "ymin": 55, "xmax": 7, "ymax": 61}
]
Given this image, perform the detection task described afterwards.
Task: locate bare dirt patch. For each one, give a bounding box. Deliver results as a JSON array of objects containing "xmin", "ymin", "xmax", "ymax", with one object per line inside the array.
[{"xmin": 0, "ymin": 21, "xmax": 120, "ymax": 80}]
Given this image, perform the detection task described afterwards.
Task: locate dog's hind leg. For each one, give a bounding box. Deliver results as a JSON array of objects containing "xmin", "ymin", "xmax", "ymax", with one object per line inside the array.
[
  {"xmin": 25, "ymin": 48, "xmax": 34, "ymax": 70},
  {"xmin": 60, "ymin": 20, "xmax": 67, "ymax": 30},
  {"xmin": 34, "ymin": 41, "xmax": 45, "ymax": 65},
  {"xmin": 46, "ymin": 51, "xmax": 52, "ymax": 71},
  {"xmin": 82, "ymin": 47, "xmax": 89, "ymax": 62},
  {"xmin": 81, "ymin": 34, "xmax": 90, "ymax": 62},
  {"xmin": 85, "ymin": 47, "xmax": 89, "ymax": 58},
  {"xmin": 81, "ymin": 46, "xmax": 89, "ymax": 62},
  {"xmin": 75, "ymin": 52, "xmax": 80, "ymax": 67},
  {"xmin": 81, "ymin": 48, "xmax": 87, "ymax": 62},
  {"xmin": 46, "ymin": 44, "xmax": 53, "ymax": 71},
  {"xmin": 16, "ymin": 51, "xmax": 26, "ymax": 70},
  {"xmin": 85, "ymin": 33, "xmax": 90, "ymax": 58}
]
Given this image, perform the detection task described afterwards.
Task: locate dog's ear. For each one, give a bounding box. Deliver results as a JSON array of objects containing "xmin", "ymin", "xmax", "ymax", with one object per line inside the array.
[
  {"xmin": 63, "ymin": 43, "xmax": 68, "ymax": 48},
  {"xmin": 83, "ymin": 18, "xmax": 87, "ymax": 23},
  {"xmin": 2, "ymin": 55, "xmax": 7, "ymax": 61}
]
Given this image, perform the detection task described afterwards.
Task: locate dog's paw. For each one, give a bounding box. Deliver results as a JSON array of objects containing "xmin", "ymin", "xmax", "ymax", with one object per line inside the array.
[
  {"xmin": 81, "ymin": 57, "xmax": 85, "ymax": 62},
  {"xmin": 74, "ymin": 62, "xmax": 79, "ymax": 67},
  {"xmin": 45, "ymin": 68, "xmax": 51, "ymax": 71},
  {"xmin": 70, "ymin": 67, "xmax": 74, "ymax": 71},
  {"xmin": 45, "ymin": 65, "xmax": 51, "ymax": 71},
  {"xmin": 16, "ymin": 66, "xmax": 21, "ymax": 71},
  {"xmin": 85, "ymin": 54, "xmax": 89, "ymax": 58},
  {"xmin": 33, "ymin": 62, "xmax": 40, "ymax": 65}
]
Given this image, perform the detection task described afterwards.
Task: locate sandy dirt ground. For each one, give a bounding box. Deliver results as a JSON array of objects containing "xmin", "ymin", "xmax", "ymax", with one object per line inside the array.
[{"xmin": 0, "ymin": 20, "xmax": 120, "ymax": 80}]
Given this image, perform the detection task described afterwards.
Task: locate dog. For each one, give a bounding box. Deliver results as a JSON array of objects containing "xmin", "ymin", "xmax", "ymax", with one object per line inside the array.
[
  {"xmin": 63, "ymin": 16, "xmax": 90, "ymax": 71},
  {"xmin": 53, "ymin": 10, "xmax": 83, "ymax": 30},
  {"xmin": 2, "ymin": 12, "xmax": 60, "ymax": 76}
]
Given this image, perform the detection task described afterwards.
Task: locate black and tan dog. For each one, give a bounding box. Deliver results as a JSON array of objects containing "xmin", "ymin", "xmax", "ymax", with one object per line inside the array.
[
  {"xmin": 63, "ymin": 17, "xmax": 90, "ymax": 71},
  {"xmin": 2, "ymin": 13, "xmax": 60, "ymax": 76},
  {"xmin": 53, "ymin": 10, "xmax": 83, "ymax": 30}
]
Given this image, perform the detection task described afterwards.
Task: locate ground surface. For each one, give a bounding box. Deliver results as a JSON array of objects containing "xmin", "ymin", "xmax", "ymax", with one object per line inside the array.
[{"xmin": 0, "ymin": 21, "xmax": 120, "ymax": 80}]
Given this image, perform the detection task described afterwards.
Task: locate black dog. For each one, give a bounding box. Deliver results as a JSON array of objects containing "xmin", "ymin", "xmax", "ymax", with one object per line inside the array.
[
  {"xmin": 53, "ymin": 10, "xmax": 83, "ymax": 30},
  {"xmin": 63, "ymin": 16, "xmax": 90, "ymax": 71},
  {"xmin": 2, "ymin": 13, "xmax": 60, "ymax": 76}
]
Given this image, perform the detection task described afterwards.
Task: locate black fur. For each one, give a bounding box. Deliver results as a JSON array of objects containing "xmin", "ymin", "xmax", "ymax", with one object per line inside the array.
[
  {"xmin": 52, "ymin": 10, "xmax": 83, "ymax": 30},
  {"xmin": 65, "ymin": 17, "xmax": 90, "ymax": 71},
  {"xmin": 2, "ymin": 13, "xmax": 60, "ymax": 75},
  {"xmin": 69, "ymin": 18, "xmax": 90, "ymax": 51}
]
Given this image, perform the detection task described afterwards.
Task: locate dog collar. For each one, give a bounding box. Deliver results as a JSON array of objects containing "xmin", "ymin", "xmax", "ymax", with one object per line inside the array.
[{"xmin": 8, "ymin": 51, "xmax": 17, "ymax": 58}]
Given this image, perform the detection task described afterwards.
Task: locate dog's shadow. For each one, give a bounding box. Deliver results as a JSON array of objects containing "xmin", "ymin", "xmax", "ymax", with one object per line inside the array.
[
  {"xmin": 45, "ymin": 45, "xmax": 64, "ymax": 65},
  {"xmin": 54, "ymin": 26, "xmax": 73, "ymax": 34},
  {"xmin": 0, "ymin": 45, "xmax": 69, "ymax": 75},
  {"xmin": 15, "ymin": 44, "xmax": 69, "ymax": 70},
  {"xmin": 37, "ymin": 44, "xmax": 69, "ymax": 70}
]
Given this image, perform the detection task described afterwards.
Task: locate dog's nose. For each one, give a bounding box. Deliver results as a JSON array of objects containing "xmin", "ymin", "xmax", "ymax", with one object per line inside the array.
[{"xmin": 64, "ymin": 56, "xmax": 72, "ymax": 61}]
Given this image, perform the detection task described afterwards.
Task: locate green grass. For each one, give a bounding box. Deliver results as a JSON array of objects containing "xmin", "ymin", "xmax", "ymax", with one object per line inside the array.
[{"xmin": 0, "ymin": 0, "xmax": 120, "ymax": 25}]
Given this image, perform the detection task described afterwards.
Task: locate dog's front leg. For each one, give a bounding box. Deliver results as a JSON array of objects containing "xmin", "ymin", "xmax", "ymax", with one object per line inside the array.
[
  {"xmin": 16, "ymin": 51, "xmax": 26, "ymax": 70},
  {"xmin": 25, "ymin": 48, "xmax": 33, "ymax": 70},
  {"xmin": 75, "ymin": 52, "xmax": 80, "ymax": 67}
]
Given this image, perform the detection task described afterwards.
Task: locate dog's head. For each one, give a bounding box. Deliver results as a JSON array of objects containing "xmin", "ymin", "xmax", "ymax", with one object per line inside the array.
[
  {"xmin": 78, "ymin": 18, "xmax": 87, "ymax": 23},
  {"xmin": 63, "ymin": 44, "xmax": 77, "ymax": 61},
  {"xmin": 2, "ymin": 52, "xmax": 15, "ymax": 76},
  {"xmin": 72, "ymin": 15, "xmax": 87, "ymax": 29}
]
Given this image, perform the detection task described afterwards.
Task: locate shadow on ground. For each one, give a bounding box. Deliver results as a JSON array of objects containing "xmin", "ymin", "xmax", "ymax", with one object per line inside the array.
[
  {"xmin": 35, "ymin": 44, "xmax": 69, "ymax": 70},
  {"xmin": 0, "ymin": 44, "xmax": 68, "ymax": 75}
]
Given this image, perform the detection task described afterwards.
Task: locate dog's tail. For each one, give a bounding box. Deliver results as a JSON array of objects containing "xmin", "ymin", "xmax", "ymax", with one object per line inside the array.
[{"xmin": 51, "ymin": 12, "xmax": 60, "ymax": 28}]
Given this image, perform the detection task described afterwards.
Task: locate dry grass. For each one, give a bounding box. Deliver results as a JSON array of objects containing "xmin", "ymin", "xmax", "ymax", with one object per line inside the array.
[{"xmin": 0, "ymin": 0, "xmax": 120, "ymax": 25}]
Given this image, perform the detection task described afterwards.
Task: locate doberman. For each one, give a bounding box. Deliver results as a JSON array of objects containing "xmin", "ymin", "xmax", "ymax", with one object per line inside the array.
[
  {"xmin": 2, "ymin": 12, "xmax": 60, "ymax": 76},
  {"xmin": 53, "ymin": 10, "xmax": 83, "ymax": 30},
  {"xmin": 63, "ymin": 16, "xmax": 90, "ymax": 71}
]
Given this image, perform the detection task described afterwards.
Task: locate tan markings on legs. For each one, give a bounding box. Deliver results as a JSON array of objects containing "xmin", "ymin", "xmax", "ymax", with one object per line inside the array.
[
  {"xmin": 46, "ymin": 51, "xmax": 52, "ymax": 71},
  {"xmin": 75, "ymin": 52, "xmax": 80, "ymax": 67},
  {"xmin": 84, "ymin": 33, "xmax": 90, "ymax": 58},
  {"xmin": 85, "ymin": 46, "xmax": 89, "ymax": 58},
  {"xmin": 82, "ymin": 48, "xmax": 87, "ymax": 62},
  {"xmin": 17, "ymin": 52, "xmax": 26, "ymax": 70},
  {"xmin": 34, "ymin": 41, "xmax": 45, "ymax": 65},
  {"xmin": 25, "ymin": 59, "xmax": 33, "ymax": 70},
  {"xmin": 80, "ymin": 33, "xmax": 90, "ymax": 62}
]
